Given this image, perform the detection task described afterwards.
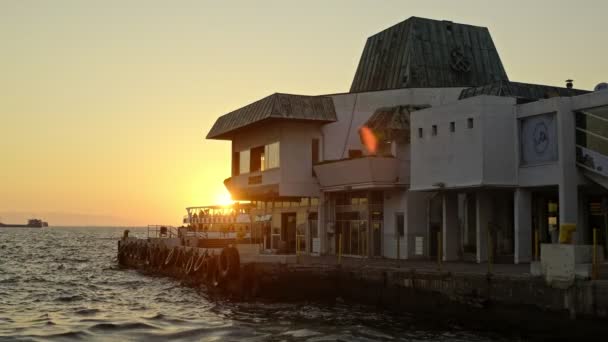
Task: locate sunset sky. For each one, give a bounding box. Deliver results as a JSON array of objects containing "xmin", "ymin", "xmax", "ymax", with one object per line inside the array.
[{"xmin": 1, "ymin": 0, "xmax": 607, "ymax": 226}]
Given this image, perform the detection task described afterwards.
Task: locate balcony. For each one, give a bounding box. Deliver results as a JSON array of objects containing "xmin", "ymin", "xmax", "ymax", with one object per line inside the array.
[
  {"xmin": 224, "ymin": 168, "xmax": 281, "ymax": 200},
  {"xmin": 313, "ymin": 156, "xmax": 405, "ymax": 191}
]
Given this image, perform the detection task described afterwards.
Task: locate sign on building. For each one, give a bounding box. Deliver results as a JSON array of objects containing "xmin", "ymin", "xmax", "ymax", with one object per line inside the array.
[{"xmin": 520, "ymin": 114, "xmax": 558, "ymax": 165}]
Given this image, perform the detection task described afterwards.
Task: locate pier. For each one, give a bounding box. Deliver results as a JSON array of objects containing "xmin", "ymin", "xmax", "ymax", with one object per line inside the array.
[{"xmin": 117, "ymin": 237, "xmax": 608, "ymax": 338}]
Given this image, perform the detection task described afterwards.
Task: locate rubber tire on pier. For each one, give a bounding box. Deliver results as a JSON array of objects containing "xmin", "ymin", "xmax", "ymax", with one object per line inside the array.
[
  {"xmin": 205, "ymin": 255, "xmax": 217, "ymax": 285},
  {"xmin": 146, "ymin": 245, "xmax": 155, "ymax": 266},
  {"xmin": 218, "ymin": 246, "xmax": 240, "ymax": 280},
  {"xmin": 184, "ymin": 252, "xmax": 196, "ymax": 275},
  {"xmin": 211, "ymin": 256, "xmax": 223, "ymax": 288},
  {"xmin": 193, "ymin": 252, "xmax": 207, "ymax": 273},
  {"xmin": 164, "ymin": 247, "xmax": 178, "ymax": 267}
]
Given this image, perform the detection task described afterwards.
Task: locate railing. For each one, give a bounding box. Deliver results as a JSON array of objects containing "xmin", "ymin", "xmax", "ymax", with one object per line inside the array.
[{"xmin": 147, "ymin": 225, "xmax": 178, "ymax": 239}]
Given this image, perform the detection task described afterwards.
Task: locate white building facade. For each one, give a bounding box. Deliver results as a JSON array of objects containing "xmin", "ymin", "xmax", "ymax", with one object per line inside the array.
[{"xmin": 205, "ymin": 17, "xmax": 608, "ymax": 264}]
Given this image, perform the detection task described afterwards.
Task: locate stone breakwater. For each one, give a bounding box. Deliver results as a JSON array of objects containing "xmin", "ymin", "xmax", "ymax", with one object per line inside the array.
[{"xmin": 118, "ymin": 238, "xmax": 608, "ymax": 339}]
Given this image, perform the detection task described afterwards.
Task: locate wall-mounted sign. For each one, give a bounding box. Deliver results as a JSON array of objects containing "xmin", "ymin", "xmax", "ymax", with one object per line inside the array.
[{"xmin": 520, "ymin": 114, "xmax": 557, "ymax": 166}]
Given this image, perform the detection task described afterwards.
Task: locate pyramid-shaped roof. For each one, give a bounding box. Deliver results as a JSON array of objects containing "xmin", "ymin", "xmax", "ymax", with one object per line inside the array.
[{"xmin": 350, "ymin": 17, "xmax": 509, "ymax": 92}]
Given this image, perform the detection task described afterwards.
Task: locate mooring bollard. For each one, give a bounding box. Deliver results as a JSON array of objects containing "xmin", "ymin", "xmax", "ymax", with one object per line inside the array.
[{"xmin": 338, "ymin": 233, "xmax": 343, "ymax": 265}]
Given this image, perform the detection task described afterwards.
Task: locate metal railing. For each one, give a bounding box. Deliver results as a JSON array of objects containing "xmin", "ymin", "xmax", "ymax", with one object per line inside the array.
[{"xmin": 147, "ymin": 225, "xmax": 178, "ymax": 239}]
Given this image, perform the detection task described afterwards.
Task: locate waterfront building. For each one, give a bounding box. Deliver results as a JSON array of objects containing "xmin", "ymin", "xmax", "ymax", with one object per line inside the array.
[{"xmin": 205, "ymin": 16, "xmax": 608, "ymax": 267}]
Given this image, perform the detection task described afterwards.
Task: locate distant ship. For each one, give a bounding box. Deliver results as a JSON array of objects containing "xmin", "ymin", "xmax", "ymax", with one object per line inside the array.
[{"xmin": 0, "ymin": 219, "xmax": 48, "ymax": 228}]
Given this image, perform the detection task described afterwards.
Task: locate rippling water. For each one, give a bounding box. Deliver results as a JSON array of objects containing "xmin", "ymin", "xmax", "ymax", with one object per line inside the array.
[{"xmin": 0, "ymin": 227, "xmax": 512, "ymax": 341}]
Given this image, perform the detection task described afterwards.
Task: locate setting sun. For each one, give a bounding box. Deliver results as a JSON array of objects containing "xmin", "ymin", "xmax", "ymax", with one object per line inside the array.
[{"xmin": 215, "ymin": 190, "xmax": 233, "ymax": 206}]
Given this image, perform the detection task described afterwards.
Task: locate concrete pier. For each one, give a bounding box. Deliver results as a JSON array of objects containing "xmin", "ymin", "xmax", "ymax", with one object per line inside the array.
[{"xmin": 117, "ymin": 239, "xmax": 608, "ymax": 338}]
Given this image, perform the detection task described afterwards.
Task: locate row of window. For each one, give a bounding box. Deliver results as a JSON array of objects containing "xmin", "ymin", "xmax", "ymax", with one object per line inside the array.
[
  {"xmin": 233, "ymin": 142, "xmax": 280, "ymax": 176},
  {"xmin": 418, "ymin": 118, "xmax": 474, "ymax": 138},
  {"xmin": 252, "ymin": 197, "xmax": 319, "ymax": 209}
]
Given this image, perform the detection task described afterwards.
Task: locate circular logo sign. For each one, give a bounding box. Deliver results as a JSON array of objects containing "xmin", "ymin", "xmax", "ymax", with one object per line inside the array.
[
  {"xmin": 533, "ymin": 121, "xmax": 549, "ymax": 154},
  {"xmin": 450, "ymin": 47, "xmax": 472, "ymax": 73}
]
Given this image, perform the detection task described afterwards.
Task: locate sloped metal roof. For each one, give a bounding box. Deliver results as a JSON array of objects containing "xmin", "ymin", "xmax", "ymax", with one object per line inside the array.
[
  {"xmin": 459, "ymin": 80, "xmax": 590, "ymax": 101},
  {"xmin": 361, "ymin": 105, "xmax": 427, "ymax": 143},
  {"xmin": 206, "ymin": 93, "xmax": 337, "ymax": 140},
  {"xmin": 350, "ymin": 17, "xmax": 509, "ymax": 92}
]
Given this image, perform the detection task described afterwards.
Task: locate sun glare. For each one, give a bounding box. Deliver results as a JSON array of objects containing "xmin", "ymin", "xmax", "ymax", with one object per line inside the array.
[{"xmin": 215, "ymin": 191, "xmax": 234, "ymax": 206}]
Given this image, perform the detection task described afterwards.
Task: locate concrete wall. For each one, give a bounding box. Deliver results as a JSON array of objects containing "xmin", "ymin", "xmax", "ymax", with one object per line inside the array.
[
  {"xmin": 383, "ymin": 189, "xmax": 407, "ymax": 259},
  {"xmin": 230, "ymin": 121, "xmax": 323, "ymax": 198},
  {"xmin": 278, "ymin": 121, "xmax": 323, "ymax": 197},
  {"xmin": 482, "ymin": 102, "xmax": 518, "ymax": 185},
  {"xmin": 382, "ymin": 189, "xmax": 434, "ymax": 259},
  {"xmin": 410, "ymin": 96, "xmax": 517, "ymax": 191}
]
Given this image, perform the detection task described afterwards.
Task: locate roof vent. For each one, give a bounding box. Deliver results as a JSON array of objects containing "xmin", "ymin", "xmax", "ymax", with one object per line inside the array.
[
  {"xmin": 566, "ymin": 79, "xmax": 574, "ymax": 89},
  {"xmin": 594, "ymin": 82, "xmax": 608, "ymax": 92}
]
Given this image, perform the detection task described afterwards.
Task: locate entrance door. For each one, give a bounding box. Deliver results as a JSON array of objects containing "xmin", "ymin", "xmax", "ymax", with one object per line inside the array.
[{"xmin": 281, "ymin": 213, "xmax": 297, "ymax": 253}]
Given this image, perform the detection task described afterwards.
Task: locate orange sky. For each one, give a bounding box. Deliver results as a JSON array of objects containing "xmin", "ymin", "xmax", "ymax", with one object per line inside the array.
[{"xmin": 1, "ymin": 0, "xmax": 607, "ymax": 226}]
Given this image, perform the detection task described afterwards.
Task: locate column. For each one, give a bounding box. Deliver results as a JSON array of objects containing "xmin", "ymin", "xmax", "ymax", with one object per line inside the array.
[
  {"xmin": 514, "ymin": 188, "xmax": 532, "ymax": 264},
  {"xmin": 476, "ymin": 191, "xmax": 489, "ymax": 263},
  {"xmin": 557, "ymin": 105, "xmax": 579, "ymax": 243},
  {"xmin": 442, "ymin": 192, "xmax": 459, "ymax": 261}
]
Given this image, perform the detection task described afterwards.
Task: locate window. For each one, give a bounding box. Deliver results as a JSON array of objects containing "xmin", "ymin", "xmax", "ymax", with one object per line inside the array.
[
  {"xmin": 239, "ymin": 150, "xmax": 250, "ymax": 175},
  {"xmin": 450, "ymin": 122, "xmax": 455, "ymax": 132},
  {"xmin": 432, "ymin": 125, "xmax": 437, "ymax": 136},
  {"xmin": 467, "ymin": 118, "xmax": 474, "ymax": 129},
  {"xmin": 418, "ymin": 127, "xmax": 423, "ymax": 138},
  {"xmin": 250, "ymin": 146, "xmax": 264, "ymax": 172},
  {"xmin": 264, "ymin": 142, "xmax": 280, "ymax": 169}
]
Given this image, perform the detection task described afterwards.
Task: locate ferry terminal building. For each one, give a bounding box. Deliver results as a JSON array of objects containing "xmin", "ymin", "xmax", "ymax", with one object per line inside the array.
[{"xmin": 200, "ymin": 17, "xmax": 608, "ymax": 272}]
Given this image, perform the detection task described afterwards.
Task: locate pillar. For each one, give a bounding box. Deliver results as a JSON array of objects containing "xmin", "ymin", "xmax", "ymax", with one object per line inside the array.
[
  {"xmin": 557, "ymin": 104, "xmax": 579, "ymax": 243},
  {"xmin": 476, "ymin": 191, "xmax": 490, "ymax": 263},
  {"xmin": 514, "ymin": 188, "xmax": 532, "ymax": 264},
  {"xmin": 442, "ymin": 192, "xmax": 459, "ymax": 261}
]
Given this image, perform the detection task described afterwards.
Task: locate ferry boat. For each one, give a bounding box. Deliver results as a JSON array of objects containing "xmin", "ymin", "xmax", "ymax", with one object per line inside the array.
[
  {"xmin": 0, "ymin": 219, "xmax": 48, "ymax": 228},
  {"xmin": 147, "ymin": 203, "xmax": 255, "ymax": 249}
]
